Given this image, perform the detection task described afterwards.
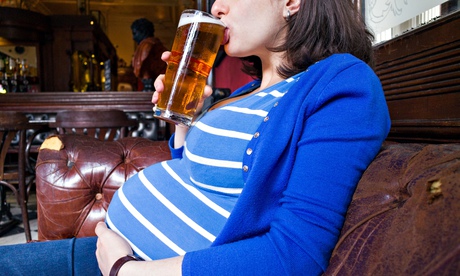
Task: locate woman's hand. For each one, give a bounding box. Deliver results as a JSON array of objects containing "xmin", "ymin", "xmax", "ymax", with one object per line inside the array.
[
  {"xmin": 152, "ymin": 51, "xmax": 214, "ymax": 111},
  {"xmin": 152, "ymin": 51, "xmax": 214, "ymax": 149},
  {"xmin": 95, "ymin": 222, "xmax": 133, "ymax": 275},
  {"xmin": 151, "ymin": 52, "xmax": 170, "ymax": 105}
]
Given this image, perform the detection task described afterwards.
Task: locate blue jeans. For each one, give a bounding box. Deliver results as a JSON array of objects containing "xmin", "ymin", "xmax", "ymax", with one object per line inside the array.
[{"xmin": 0, "ymin": 236, "xmax": 100, "ymax": 275}]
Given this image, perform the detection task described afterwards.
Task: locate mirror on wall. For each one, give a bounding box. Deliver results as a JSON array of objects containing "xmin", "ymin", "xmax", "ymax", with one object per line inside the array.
[{"xmin": 0, "ymin": 45, "xmax": 39, "ymax": 93}]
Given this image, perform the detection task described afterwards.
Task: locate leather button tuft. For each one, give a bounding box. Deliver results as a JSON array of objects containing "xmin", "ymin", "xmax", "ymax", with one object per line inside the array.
[
  {"xmin": 95, "ymin": 193, "xmax": 103, "ymax": 201},
  {"xmin": 67, "ymin": 160, "xmax": 74, "ymax": 168}
]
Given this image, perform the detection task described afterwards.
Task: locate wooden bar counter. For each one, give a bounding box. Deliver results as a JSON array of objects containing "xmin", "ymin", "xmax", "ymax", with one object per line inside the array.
[{"xmin": 0, "ymin": 92, "xmax": 154, "ymax": 113}]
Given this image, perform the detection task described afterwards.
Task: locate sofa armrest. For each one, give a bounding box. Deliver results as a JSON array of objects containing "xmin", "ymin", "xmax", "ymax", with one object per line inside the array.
[
  {"xmin": 325, "ymin": 142, "xmax": 460, "ymax": 275},
  {"xmin": 35, "ymin": 134, "xmax": 171, "ymax": 240}
]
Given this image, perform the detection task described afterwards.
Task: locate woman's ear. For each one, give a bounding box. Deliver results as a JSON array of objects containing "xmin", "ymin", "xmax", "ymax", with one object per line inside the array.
[{"xmin": 285, "ymin": 0, "xmax": 301, "ymax": 17}]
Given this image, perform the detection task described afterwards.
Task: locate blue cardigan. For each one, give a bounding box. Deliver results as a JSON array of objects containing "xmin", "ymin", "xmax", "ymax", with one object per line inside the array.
[{"xmin": 173, "ymin": 54, "xmax": 391, "ymax": 275}]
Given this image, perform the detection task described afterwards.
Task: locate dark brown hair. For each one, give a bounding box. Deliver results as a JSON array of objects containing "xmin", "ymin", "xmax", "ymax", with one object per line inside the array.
[
  {"xmin": 131, "ymin": 18, "xmax": 155, "ymax": 37},
  {"xmin": 242, "ymin": 0, "xmax": 374, "ymax": 79}
]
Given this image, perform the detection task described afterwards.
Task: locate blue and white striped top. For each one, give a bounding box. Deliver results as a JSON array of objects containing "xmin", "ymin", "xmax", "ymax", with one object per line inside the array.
[{"xmin": 106, "ymin": 72, "xmax": 304, "ymax": 260}]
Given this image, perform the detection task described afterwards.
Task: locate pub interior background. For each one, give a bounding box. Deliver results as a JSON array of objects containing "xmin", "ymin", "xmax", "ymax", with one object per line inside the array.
[{"xmin": 0, "ymin": 0, "xmax": 459, "ymax": 243}]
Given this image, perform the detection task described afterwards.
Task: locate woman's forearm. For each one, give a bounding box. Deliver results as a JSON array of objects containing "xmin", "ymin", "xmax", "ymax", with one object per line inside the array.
[{"xmin": 173, "ymin": 125, "xmax": 189, "ymax": 149}]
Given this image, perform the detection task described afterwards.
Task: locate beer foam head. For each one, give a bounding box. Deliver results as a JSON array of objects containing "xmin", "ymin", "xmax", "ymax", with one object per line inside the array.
[{"xmin": 179, "ymin": 10, "xmax": 225, "ymax": 28}]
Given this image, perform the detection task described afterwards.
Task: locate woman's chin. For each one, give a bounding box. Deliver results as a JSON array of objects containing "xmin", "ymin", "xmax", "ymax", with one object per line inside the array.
[{"xmin": 223, "ymin": 45, "xmax": 245, "ymax": 58}]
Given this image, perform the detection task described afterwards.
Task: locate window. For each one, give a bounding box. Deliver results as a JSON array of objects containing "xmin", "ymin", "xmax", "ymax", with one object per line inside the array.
[{"xmin": 357, "ymin": 0, "xmax": 460, "ymax": 44}]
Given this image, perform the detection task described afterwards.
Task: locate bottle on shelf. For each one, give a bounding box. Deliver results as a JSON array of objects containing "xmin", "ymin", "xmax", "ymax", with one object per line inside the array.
[
  {"xmin": 8, "ymin": 58, "xmax": 18, "ymax": 93},
  {"xmin": 0, "ymin": 55, "xmax": 5, "ymax": 73},
  {"xmin": 1, "ymin": 72, "xmax": 9, "ymax": 93},
  {"xmin": 0, "ymin": 54, "xmax": 8, "ymax": 93},
  {"xmin": 18, "ymin": 59, "xmax": 29, "ymax": 92}
]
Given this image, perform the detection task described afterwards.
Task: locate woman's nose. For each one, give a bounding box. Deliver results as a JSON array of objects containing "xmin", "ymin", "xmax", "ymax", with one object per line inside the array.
[{"xmin": 211, "ymin": 0, "xmax": 226, "ymax": 18}]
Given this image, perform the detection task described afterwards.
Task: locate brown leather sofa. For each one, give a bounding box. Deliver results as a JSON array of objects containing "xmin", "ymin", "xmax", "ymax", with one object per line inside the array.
[{"xmin": 35, "ymin": 134, "xmax": 460, "ymax": 275}]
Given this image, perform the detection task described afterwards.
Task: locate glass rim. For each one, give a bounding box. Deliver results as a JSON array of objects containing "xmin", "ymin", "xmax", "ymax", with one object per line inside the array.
[{"xmin": 179, "ymin": 9, "xmax": 225, "ymax": 27}]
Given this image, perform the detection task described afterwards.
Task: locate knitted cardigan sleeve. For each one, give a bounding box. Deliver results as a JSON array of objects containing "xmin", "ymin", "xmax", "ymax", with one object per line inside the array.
[{"xmin": 182, "ymin": 54, "xmax": 391, "ymax": 275}]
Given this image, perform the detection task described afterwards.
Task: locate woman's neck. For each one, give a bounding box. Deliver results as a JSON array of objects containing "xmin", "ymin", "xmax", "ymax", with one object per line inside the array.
[{"xmin": 257, "ymin": 53, "xmax": 285, "ymax": 91}]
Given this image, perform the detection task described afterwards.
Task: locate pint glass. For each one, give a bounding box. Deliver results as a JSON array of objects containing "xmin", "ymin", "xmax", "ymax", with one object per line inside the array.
[{"xmin": 154, "ymin": 9, "xmax": 225, "ymax": 126}]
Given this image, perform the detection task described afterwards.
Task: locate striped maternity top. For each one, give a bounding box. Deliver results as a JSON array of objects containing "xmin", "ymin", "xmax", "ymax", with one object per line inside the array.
[{"xmin": 106, "ymin": 72, "xmax": 304, "ymax": 260}]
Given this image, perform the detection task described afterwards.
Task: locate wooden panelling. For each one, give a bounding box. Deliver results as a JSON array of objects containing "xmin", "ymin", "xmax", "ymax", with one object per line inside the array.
[{"xmin": 374, "ymin": 11, "xmax": 460, "ymax": 143}]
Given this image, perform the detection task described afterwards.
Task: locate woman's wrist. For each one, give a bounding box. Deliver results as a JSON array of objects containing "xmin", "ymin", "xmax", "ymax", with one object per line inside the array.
[{"xmin": 110, "ymin": 255, "xmax": 140, "ymax": 276}]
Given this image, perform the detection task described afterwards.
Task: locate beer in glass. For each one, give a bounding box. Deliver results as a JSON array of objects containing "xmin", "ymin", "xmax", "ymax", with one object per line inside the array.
[{"xmin": 154, "ymin": 9, "xmax": 225, "ymax": 126}]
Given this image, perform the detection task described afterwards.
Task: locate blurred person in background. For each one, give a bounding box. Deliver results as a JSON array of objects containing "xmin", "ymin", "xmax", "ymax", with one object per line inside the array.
[{"xmin": 131, "ymin": 18, "xmax": 167, "ymax": 91}]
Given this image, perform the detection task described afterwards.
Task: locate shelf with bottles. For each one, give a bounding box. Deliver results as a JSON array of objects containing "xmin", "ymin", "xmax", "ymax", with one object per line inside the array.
[{"xmin": 0, "ymin": 47, "xmax": 39, "ymax": 94}]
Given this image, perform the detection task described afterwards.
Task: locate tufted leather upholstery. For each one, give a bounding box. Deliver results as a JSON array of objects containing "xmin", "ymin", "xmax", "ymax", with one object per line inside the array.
[
  {"xmin": 35, "ymin": 136, "xmax": 460, "ymax": 274},
  {"xmin": 324, "ymin": 142, "xmax": 460, "ymax": 275},
  {"xmin": 35, "ymin": 134, "xmax": 170, "ymax": 239}
]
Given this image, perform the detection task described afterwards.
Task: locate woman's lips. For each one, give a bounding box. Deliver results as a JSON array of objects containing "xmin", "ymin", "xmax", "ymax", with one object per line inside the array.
[{"xmin": 221, "ymin": 28, "xmax": 229, "ymax": 45}]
